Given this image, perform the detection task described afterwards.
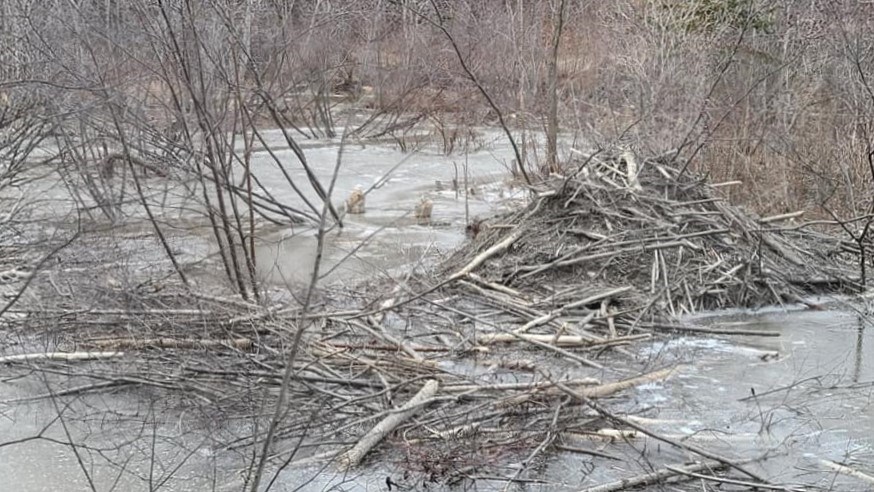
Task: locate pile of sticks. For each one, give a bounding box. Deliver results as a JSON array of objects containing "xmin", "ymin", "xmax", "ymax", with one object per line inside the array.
[
  {"xmin": 1, "ymin": 152, "xmax": 868, "ymax": 490},
  {"xmin": 445, "ymin": 151, "xmax": 861, "ymax": 317}
]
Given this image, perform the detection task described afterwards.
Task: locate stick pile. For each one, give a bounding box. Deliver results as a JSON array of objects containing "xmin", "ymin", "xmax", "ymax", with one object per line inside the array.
[
  {"xmin": 444, "ymin": 151, "xmax": 860, "ymax": 317},
  {"xmin": 1, "ymin": 151, "xmax": 866, "ymax": 490}
]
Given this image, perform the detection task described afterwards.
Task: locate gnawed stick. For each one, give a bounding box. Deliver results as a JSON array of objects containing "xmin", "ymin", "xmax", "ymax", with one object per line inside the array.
[
  {"xmin": 570, "ymin": 429, "xmax": 640, "ymax": 440},
  {"xmin": 0, "ymin": 380, "xmax": 130, "ymax": 405},
  {"xmin": 338, "ymin": 379, "xmax": 439, "ymax": 469},
  {"xmin": 601, "ymin": 301, "xmax": 617, "ymax": 339},
  {"xmin": 563, "ymin": 286, "xmax": 633, "ymax": 311},
  {"xmin": 512, "ymin": 288, "xmax": 627, "ymax": 334},
  {"xmin": 480, "ymin": 333, "xmax": 595, "ymax": 346},
  {"xmin": 192, "ymin": 292, "xmax": 262, "ymax": 311},
  {"xmin": 90, "ymin": 338, "xmax": 253, "ymax": 351},
  {"xmin": 578, "ymin": 459, "xmax": 727, "ymax": 492},
  {"xmin": 0, "ymin": 351, "xmax": 124, "ymax": 363},
  {"xmin": 565, "ymin": 429, "xmax": 757, "ymax": 443},
  {"xmin": 711, "ymin": 180, "xmax": 743, "ymax": 188},
  {"xmin": 637, "ymin": 322, "xmax": 780, "ymax": 337},
  {"xmin": 322, "ymin": 342, "xmax": 448, "ymax": 352},
  {"xmin": 451, "ymin": 227, "xmax": 525, "ymax": 280},
  {"xmin": 459, "ymin": 280, "xmax": 531, "ymax": 311},
  {"xmin": 496, "ymin": 330, "xmax": 603, "ymax": 369},
  {"xmin": 479, "ymin": 333, "xmax": 644, "ymax": 347},
  {"xmin": 467, "ymin": 272, "xmax": 527, "ymax": 299},
  {"xmin": 665, "ymin": 465, "xmax": 804, "ymax": 491},
  {"xmin": 820, "ymin": 459, "xmax": 874, "ymax": 485},
  {"xmin": 450, "ymin": 198, "xmax": 545, "ymax": 280},
  {"xmin": 556, "ymin": 381, "xmax": 771, "ymax": 484},
  {"xmin": 584, "ymin": 333, "xmax": 652, "ymax": 349},
  {"xmin": 554, "ymin": 444, "xmax": 620, "ymax": 461},
  {"xmin": 508, "ymin": 367, "xmax": 675, "ymax": 406},
  {"xmin": 760, "ymin": 210, "xmax": 804, "ymax": 224},
  {"xmin": 568, "ymin": 366, "xmax": 677, "ymax": 399},
  {"xmin": 360, "ymin": 317, "xmax": 425, "ymax": 363},
  {"xmin": 443, "ymin": 377, "xmax": 600, "ymax": 393}
]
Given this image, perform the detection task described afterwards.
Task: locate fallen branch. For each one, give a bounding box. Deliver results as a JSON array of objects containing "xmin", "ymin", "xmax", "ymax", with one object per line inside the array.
[
  {"xmin": 450, "ymin": 198, "xmax": 545, "ymax": 280},
  {"xmin": 0, "ymin": 351, "xmax": 124, "ymax": 363},
  {"xmin": 498, "ymin": 329, "xmax": 603, "ymax": 369},
  {"xmin": 555, "ymin": 381, "xmax": 771, "ymax": 483},
  {"xmin": 0, "ymin": 380, "xmax": 130, "ymax": 405},
  {"xmin": 451, "ymin": 227, "xmax": 525, "ymax": 280},
  {"xmin": 574, "ymin": 366, "xmax": 677, "ymax": 399},
  {"xmin": 759, "ymin": 211, "xmax": 804, "ymax": 224},
  {"xmin": 479, "ymin": 333, "xmax": 598, "ymax": 347},
  {"xmin": 553, "ymin": 444, "xmax": 620, "ymax": 460},
  {"xmin": 638, "ymin": 322, "xmax": 780, "ymax": 337},
  {"xmin": 338, "ymin": 379, "xmax": 439, "ymax": 469},
  {"xmin": 443, "ymin": 377, "xmax": 600, "ymax": 393},
  {"xmin": 90, "ymin": 338, "xmax": 253, "ymax": 351},
  {"xmin": 578, "ymin": 459, "xmax": 727, "ymax": 492},
  {"xmin": 820, "ymin": 458, "xmax": 874, "ymax": 486},
  {"xmin": 665, "ymin": 464, "xmax": 804, "ymax": 491}
]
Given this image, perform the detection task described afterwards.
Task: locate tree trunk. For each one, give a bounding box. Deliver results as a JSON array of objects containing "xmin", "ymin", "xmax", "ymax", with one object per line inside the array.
[{"xmin": 546, "ymin": 0, "xmax": 566, "ymax": 174}]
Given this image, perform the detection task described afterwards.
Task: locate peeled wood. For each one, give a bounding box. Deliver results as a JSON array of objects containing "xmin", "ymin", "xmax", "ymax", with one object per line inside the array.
[
  {"xmin": 443, "ymin": 377, "xmax": 600, "ymax": 393},
  {"xmin": 450, "ymin": 198, "xmax": 545, "ymax": 280},
  {"xmin": 711, "ymin": 180, "xmax": 743, "ymax": 188},
  {"xmin": 760, "ymin": 210, "xmax": 804, "ymax": 223},
  {"xmin": 479, "ymin": 332, "xmax": 644, "ymax": 348},
  {"xmin": 451, "ymin": 227, "xmax": 524, "ymax": 280},
  {"xmin": 511, "ymin": 367, "xmax": 676, "ymax": 406},
  {"xmin": 572, "ymin": 366, "xmax": 677, "ymax": 399},
  {"xmin": 621, "ymin": 149, "xmax": 642, "ymax": 192},
  {"xmin": 479, "ymin": 333, "xmax": 592, "ymax": 346},
  {"xmin": 566, "ymin": 429, "xmax": 756, "ymax": 443},
  {"xmin": 338, "ymin": 379, "xmax": 439, "ymax": 469},
  {"xmin": 666, "ymin": 465, "xmax": 804, "ymax": 491},
  {"xmin": 467, "ymin": 273, "xmax": 525, "ymax": 298},
  {"xmin": 0, "ymin": 351, "xmax": 124, "ymax": 363},
  {"xmin": 820, "ymin": 459, "xmax": 874, "ymax": 485},
  {"xmin": 492, "ymin": 330, "xmax": 603, "ymax": 369},
  {"xmin": 578, "ymin": 459, "xmax": 726, "ymax": 492},
  {"xmin": 640, "ymin": 322, "xmax": 780, "ymax": 337},
  {"xmin": 91, "ymin": 338, "xmax": 253, "ymax": 351},
  {"xmin": 557, "ymin": 380, "xmax": 769, "ymax": 483},
  {"xmin": 571, "ymin": 429, "xmax": 640, "ymax": 440}
]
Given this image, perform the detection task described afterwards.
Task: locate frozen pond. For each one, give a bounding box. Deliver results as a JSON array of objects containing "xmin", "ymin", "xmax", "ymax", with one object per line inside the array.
[
  {"xmin": 2, "ymin": 131, "xmax": 874, "ymax": 491},
  {"xmin": 13, "ymin": 128, "xmax": 526, "ymax": 288},
  {"xmin": 543, "ymin": 306, "xmax": 874, "ymax": 491}
]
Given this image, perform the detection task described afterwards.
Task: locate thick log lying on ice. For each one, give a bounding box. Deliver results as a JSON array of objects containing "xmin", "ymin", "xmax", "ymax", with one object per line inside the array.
[{"xmin": 338, "ymin": 379, "xmax": 439, "ymax": 469}]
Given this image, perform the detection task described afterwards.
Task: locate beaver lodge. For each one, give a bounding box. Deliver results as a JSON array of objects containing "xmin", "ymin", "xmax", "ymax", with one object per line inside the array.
[
  {"xmin": 2, "ymin": 152, "xmax": 867, "ymax": 490},
  {"xmin": 444, "ymin": 150, "xmax": 861, "ymax": 317},
  {"xmin": 272, "ymin": 151, "xmax": 865, "ymax": 488}
]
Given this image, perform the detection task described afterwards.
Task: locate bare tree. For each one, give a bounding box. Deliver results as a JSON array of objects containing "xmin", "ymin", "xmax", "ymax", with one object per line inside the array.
[{"xmin": 545, "ymin": 0, "xmax": 567, "ymax": 173}]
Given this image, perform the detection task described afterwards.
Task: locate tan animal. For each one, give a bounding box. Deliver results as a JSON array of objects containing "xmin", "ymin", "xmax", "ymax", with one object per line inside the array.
[
  {"xmin": 346, "ymin": 185, "xmax": 365, "ymax": 214},
  {"xmin": 0, "ymin": 92, "xmax": 8, "ymax": 109},
  {"xmin": 414, "ymin": 196, "xmax": 433, "ymax": 224},
  {"xmin": 465, "ymin": 217, "xmax": 484, "ymax": 239}
]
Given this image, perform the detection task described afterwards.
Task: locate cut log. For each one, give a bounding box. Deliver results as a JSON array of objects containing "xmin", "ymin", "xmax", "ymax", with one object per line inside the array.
[
  {"xmin": 0, "ymin": 352, "xmax": 124, "ymax": 363},
  {"xmin": 338, "ymin": 379, "xmax": 439, "ymax": 469}
]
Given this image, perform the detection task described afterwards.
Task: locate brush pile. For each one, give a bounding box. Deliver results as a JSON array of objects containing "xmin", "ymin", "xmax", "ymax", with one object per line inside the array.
[
  {"xmin": 444, "ymin": 150, "xmax": 861, "ymax": 319},
  {"xmin": 1, "ymin": 151, "xmax": 868, "ymax": 491}
]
